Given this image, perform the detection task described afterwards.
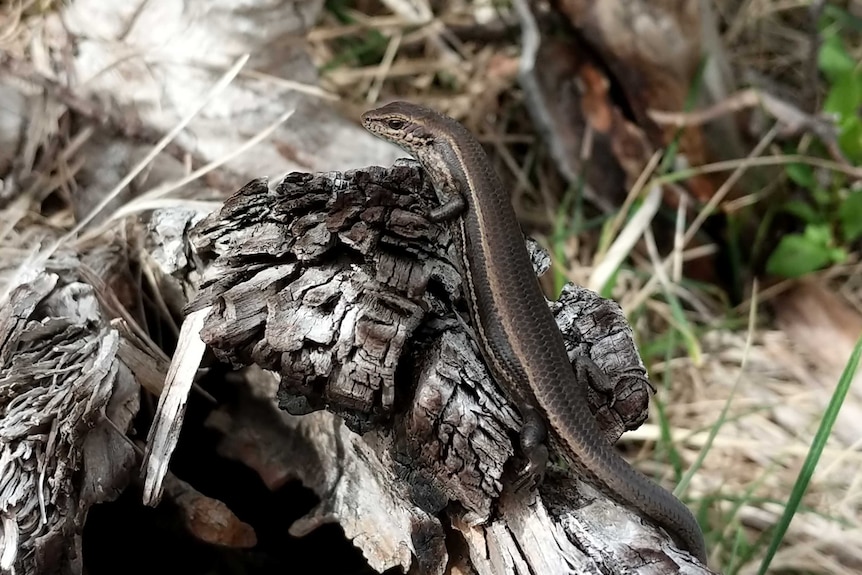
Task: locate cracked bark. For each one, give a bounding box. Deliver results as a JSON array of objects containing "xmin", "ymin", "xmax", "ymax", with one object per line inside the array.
[
  {"xmin": 0, "ymin": 260, "xmax": 139, "ymax": 575},
  {"xmin": 182, "ymin": 161, "xmax": 713, "ymax": 574}
]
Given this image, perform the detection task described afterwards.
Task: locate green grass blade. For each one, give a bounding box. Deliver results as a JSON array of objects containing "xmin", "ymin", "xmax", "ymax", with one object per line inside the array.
[{"xmin": 756, "ymin": 332, "xmax": 862, "ymax": 574}]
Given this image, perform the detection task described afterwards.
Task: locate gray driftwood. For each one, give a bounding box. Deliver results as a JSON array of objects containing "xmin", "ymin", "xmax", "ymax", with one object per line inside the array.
[
  {"xmin": 0, "ymin": 258, "xmax": 139, "ymax": 574},
  {"xmin": 178, "ymin": 160, "xmax": 713, "ymax": 574}
]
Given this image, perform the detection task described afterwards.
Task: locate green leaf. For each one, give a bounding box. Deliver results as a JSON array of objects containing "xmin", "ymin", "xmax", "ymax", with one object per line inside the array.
[
  {"xmin": 803, "ymin": 223, "xmax": 833, "ymax": 245},
  {"xmin": 765, "ymin": 225, "xmax": 839, "ymax": 277},
  {"xmin": 829, "ymin": 246, "xmax": 849, "ymax": 264},
  {"xmin": 785, "ymin": 163, "xmax": 816, "ymax": 188},
  {"xmin": 837, "ymin": 116, "xmax": 862, "ymax": 163},
  {"xmin": 818, "ymin": 34, "xmax": 856, "ymax": 81},
  {"xmin": 782, "ymin": 199, "xmax": 820, "ymax": 224},
  {"xmin": 823, "ymin": 70, "xmax": 862, "ymax": 120},
  {"xmin": 840, "ymin": 191, "xmax": 862, "ymax": 242}
]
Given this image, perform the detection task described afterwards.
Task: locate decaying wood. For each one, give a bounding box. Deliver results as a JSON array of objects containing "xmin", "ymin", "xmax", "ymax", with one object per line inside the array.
[
  {"xmin": 161, "ymin": 473, "xmax": 257, "ymax": 548},
  {"xmin": 0, "ymin": 0, "xmax": 715, "ymax": 572},
  {"xmin": 514, "ymin": 0, "xmax": 760, "ymax": 288},
  {"xmin": 0, "ymin": 259, "xmax": 139, "ymax": 574},
  {"xmin": 204, "ymin": 366, "xmax": 444, "ymax": 574},
  {"xmin": 514, "ymin": 0, "xmax": 652, "ymax": 212},
  {"xmin": 172, "ymin": 161, "xmax": 712, "ymax": 573},
  {"xmin": 142, "ymin": 307, "xmax": 209, "ymax": 507},
  {"xmin": 552, "ymin": 0, "xmax": 745, "ymax": 199},
  {"xmin": 514, "ymin": 0, "xmax": 749, "ymax": 211}
]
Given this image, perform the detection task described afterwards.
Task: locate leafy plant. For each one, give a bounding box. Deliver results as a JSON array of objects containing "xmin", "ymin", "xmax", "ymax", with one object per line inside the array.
[{"xmin": 765, "ymin": 13, "xmax": 862, "ymax": 278}]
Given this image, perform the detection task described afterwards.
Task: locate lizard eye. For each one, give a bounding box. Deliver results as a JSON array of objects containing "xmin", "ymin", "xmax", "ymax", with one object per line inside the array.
[{"xmin": 386, "ymin": 119, "xmax": 406, "ymax": 130}]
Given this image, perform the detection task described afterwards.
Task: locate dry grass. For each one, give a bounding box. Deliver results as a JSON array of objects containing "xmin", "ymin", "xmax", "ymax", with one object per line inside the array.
[{"xmin": 2, "ymin": 0, "xmax": 861, "ymax": 573}]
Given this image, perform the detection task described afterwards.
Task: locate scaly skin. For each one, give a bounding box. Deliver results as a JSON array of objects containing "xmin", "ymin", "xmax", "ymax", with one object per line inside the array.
[{"xmin": 361, "ymin": 101, "xmax": 707, "ymax": 563}]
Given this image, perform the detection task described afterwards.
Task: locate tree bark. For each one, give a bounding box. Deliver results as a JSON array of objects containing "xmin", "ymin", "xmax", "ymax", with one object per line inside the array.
[
  {"xmin": 179, "ymin": 161, "xmax": 714, "ymax": 574},
  {"xmin": 0, "ymin": 259, "xmax": 139, "ymax": 574}
]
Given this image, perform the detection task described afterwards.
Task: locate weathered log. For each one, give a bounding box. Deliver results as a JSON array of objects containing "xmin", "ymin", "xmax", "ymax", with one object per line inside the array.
[
  {"xmin": 0, "ymin": 259, "xmax": 139, "ymax": 574},
  {"xmin": 177, "ymin": 161, "xmax": 712, "ymax": 573}
]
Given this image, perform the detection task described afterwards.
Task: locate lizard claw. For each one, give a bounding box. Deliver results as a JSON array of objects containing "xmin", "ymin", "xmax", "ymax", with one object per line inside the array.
[
  {"xmin": 512, "ymin": 444, "xmax": 548, "ymax": 492},
  {"xmin": 513, "ymin": 405, "xmax": 549, "ymax": 491}
]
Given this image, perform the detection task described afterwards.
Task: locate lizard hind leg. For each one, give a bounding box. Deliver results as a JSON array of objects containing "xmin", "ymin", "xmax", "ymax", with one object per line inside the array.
[{"xmin": 512, "ymin": 405, "xmax": 550, "ymax": 492}]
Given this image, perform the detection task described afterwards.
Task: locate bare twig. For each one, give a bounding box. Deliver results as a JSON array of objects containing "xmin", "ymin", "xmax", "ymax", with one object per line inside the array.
[{"xmin": 648, "ymin": 88, "xmax": 849, "ymax": 166}]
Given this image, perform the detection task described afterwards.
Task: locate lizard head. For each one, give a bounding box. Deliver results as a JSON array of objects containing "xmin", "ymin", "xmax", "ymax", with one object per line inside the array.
[
  {"xmin": 361, "ymin": 101, "xmax": 440, "ymax": 154},
  {"xmin": 361, "ymin": 101, "xmax": 482, "ymax": 209}
]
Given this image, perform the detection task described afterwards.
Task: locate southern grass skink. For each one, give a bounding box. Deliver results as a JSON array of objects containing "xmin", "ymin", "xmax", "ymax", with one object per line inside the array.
[{"xmin": 361, "ymin": 101, "xmax": 707, "ymax": 563}]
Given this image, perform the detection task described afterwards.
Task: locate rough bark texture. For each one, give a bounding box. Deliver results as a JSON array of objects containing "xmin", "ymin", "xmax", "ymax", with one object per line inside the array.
[
  {"xmin": 182, "ymin": 161, "xmax": 713, "ymax": 573},
  {"xmin": 0, "ymin": 258, "xmax": 139, "ymax": 574}
]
